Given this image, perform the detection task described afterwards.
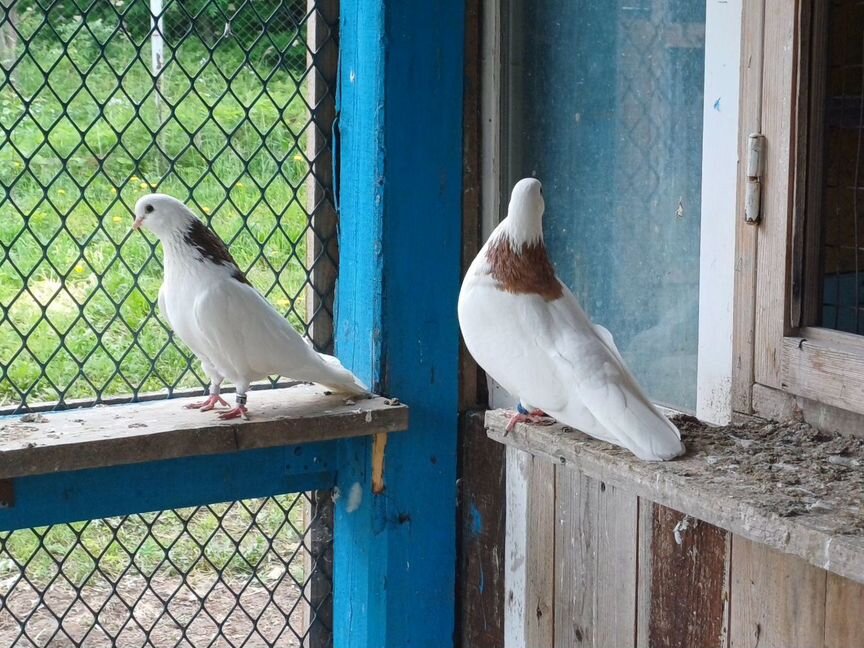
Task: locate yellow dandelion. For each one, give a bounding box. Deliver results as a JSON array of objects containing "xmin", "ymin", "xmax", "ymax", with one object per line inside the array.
[
  {"xmin": 276, "ymin": 297, "xmax": 290, "ymax": 307},
  {"xmin": 149, "ymin": 181, "xmax": 158, "ymax": 188},
  {"xmin": 58, "ymin": 188, "xmax": 66, "ymax": 195},
  {"xmin": 292, "ymin": 154, "xmax": 303, "ymax": 161},
  {"xmin": 110, "ymin": 187, "xmax": 118, "ymax": 194},
  {"xmin": 236, "ymin": 181, "xmax": 245, "ymax": 188},
  {"xmin": 74, "ymin": 264, "xmax": 85, "ymax": 274},
  {"xmin": 112, "ymin": 215, "xmax": 122, "ymax": 223},
  {"xmin": 131, "ymin": 175, "xmax": 139, "ymax": 182},
  {"xmin": 139, "ymin": 182, "xmax": 148, "ymax": 189},
  {"xmin": 202, "ymin": 206, "xmax": 211, "ymax": 214},
  {"xmin": 13, "ymin": 160, "xmax": 21, "ymax": 167}
]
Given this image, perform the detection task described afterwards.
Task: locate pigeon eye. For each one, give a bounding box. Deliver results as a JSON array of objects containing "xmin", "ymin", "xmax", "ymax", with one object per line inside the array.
[{"xmin": 144, "ymin": 204, "xmax": 154, "ymax": 214}]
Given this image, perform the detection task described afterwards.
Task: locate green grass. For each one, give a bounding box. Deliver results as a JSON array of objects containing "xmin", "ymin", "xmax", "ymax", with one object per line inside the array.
[{"xmin": 0, "ymin": 7, "xmax": 319, "ymax": 409}]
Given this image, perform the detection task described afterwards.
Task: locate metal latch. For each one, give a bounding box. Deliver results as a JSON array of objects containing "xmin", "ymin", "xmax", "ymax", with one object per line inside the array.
[{"xmin": 744, "ymin": 133, "xmax": 764, "ymax": 224}]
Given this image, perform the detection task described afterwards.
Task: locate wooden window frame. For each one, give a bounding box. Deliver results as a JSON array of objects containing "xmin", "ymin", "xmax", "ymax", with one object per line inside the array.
[{"xmin": 734, "ymin": 0, "xmax": 864, "ymax": 423}]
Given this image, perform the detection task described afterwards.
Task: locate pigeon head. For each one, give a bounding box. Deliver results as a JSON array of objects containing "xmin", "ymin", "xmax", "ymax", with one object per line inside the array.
[
  {"xmin": 485, "ymin": 178, "xmax": 562, "ymax": 301},
  {"xmin": 132, "ymin": 194, "xmax": 198, "ymax": 239},
  {"xmin": 503, "ymin": 177, "xmax": 545, "ymax": 246}
]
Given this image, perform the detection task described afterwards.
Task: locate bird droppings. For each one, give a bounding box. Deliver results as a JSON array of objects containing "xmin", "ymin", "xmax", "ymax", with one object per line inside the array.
[
  {"xmin": 673, "ymin": 515, "xmax": 695, "ymax": 545},
  {"xmin": 345, "ymin": 482, "xmax": 363, "ymax": 513},
  {"xmin": 19, "ymin": 413, "xmax": 48, "ymax": 424},
  {"xmin": 672, "ymin": 414, "xmax": 864, "ymax": 534},
  {"xmin": 365, "ymin": 411, "xmax": 373, "ymax": 423},
  {"xmin": 344, "ymin": 399, "xmax": 356, "ymax": 406},
  {"xmin": 384, "ymin": 398, "xmax": 401, "ymax": 406}
]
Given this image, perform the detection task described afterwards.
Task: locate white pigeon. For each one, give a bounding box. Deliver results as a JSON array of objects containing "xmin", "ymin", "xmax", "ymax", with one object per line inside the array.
[
  {"xmin": 458, "ymin": 178, "xmax": 685, "ymax": 461},
  {"xmin": 132, "ymin": 194, "xmax": 368, "ymax": 419}
]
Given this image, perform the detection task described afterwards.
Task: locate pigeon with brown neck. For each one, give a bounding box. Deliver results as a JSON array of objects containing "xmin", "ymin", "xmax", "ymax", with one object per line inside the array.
[
  {"xmin": 132, "ymin": 194, "xmax": 368, "ymax": 419},
  {"xmin": 458, "ymin": 178, "xmax": 685, "ymax": 461}
]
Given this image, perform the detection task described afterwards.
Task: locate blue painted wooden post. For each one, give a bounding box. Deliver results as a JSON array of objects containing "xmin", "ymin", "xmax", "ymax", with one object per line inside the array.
[{"xmin": 334, "ymin": 1, "xmax": 465, "ymax": 646}]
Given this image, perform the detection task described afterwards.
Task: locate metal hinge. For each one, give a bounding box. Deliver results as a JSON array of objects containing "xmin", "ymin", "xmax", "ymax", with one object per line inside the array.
[{"xmin": 744, "ymin": 133, "xmax": 764, "ymax": 224}]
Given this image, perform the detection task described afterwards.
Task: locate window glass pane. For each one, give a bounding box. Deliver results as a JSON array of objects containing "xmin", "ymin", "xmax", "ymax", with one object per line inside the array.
[
  {"xmin": 818, "ymin": 0, "xmax": 864, "ymax": 335},
  {"xmin": 506, "ymin": 0, "xmax": 706, "ymax": 410}
]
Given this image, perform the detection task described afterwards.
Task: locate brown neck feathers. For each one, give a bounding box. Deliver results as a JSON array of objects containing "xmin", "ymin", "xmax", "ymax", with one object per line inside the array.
[{"xmin": 486, "ymin": 237, "xmax": 563, "ymax": 301}]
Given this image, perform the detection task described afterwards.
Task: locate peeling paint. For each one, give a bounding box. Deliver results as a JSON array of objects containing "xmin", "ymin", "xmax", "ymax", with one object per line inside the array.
[
  {"xmin": 469, "ymin": 503, "xmax": 484, "ymax": 536},
  {"xmin": 346, "ymin": 481, "xmax": 363, "ymax": 513}
]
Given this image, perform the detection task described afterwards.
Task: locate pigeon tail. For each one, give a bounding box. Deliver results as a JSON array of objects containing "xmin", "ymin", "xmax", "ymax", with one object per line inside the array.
[{"xmin": 313, "ymin": 353, "xmax": 370, "ymax": 396}]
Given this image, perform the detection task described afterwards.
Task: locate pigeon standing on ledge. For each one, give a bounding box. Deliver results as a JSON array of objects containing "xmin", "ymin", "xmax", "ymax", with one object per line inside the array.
[
  {"xmin": 133, "ymin": 194, "xmax": 368, "ymax": 420},
  {"xmin": 458, "ymin": 178, "xmax": 685, "ymax": 461}
]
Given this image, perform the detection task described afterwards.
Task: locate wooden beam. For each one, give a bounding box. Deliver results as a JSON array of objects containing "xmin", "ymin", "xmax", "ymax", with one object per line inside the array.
[
  {"xmin": 332, "ymin": 0, "xmax": 464, "ymax": 645},
  {"xmin": 486, "ymin": 410, "xmax": 864, "ymax": 585},
  {"xmin": 0, "ymin": 385, "xmax": 409, "ymax": 480}
]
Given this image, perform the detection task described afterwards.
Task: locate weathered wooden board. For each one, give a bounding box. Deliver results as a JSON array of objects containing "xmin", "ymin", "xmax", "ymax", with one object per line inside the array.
[
  {"xmin": 0, "ymin": 385, "xmax": 409, "ymax": 479},
  {"xmin": 824, "ymin": 572, "xmax": 864, "ymax": 648},
  {"xmin": 457, "ymin": 410, "xmax": 505, "ymax": 648},
  {"xmin": 732, "ymin": 0, "xmax": 766, "ymax": 413},
  {"xmin": 506, "ymin": 447, "xmax": 554, "ymax": 648},
  {"xmin": 554, "ymin": 468, "xmax": 638, "ymax": 648},
  {"xmin": 647, "ymin": 504, "xmax": 730, "ymax": 648},
  {"xmin": 729, "ymin": 536, "xmax": 826, "ymax": 648},
  {"xmin": 486, "ymin": 411, "xmax": 864, "ymax": 585},
  {"xmin": 753, "ymin": 0, "xmax": 796, "ymax": 389},
  {"xmin": 781, "ymin": 332, "xmax": 864, "ymax": 416}
]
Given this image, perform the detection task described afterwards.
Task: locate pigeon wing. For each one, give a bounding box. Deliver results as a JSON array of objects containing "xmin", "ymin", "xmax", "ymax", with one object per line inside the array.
[
  {"xmin": 546, "ymin": 289, "xmax": 684, "ymax": 461},
  {"xmin": 192, "ymin": 278, "xmax": 365, "ymax": 393}
]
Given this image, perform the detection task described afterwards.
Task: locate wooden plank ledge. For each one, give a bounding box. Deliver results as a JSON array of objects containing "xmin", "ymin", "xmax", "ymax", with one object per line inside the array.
[
  {"xmin": 486, "ymin": 409, "xmax": 864, "ymax": 585},
  {"xmin": 0, "ymin": 385, "xmax": 409, "ymax": 479}
]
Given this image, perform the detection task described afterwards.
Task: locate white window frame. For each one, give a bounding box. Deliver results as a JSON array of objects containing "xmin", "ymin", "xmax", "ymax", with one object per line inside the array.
[{"xmin": 481, "ymin": 0, "xmax": 743, "ymax": 425}]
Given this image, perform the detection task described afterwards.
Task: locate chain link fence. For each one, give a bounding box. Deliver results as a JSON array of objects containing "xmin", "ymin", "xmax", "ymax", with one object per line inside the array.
[
  {"xmin": 0, "ymin": 0, "xmax": 339, "ymax": 413},
  {"xmin": 0, "ymin": 1, "xmax": 339, "ymax": 646},
  {"xmin": 0, "ymin": 493, "xmax": 334, "ymax": 647}
]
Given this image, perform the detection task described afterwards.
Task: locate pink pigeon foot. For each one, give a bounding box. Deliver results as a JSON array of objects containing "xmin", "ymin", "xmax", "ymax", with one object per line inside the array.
[
  {"xmin": 218, "ymin": 405, "xmax": 248, "ymax": 420},
  {"xmin": 505, "ymin": 409, "xmax": 556, "ymax": 435},
  {"xmin": 185, "ymin": 394, "xmax": 229, "ymax": 411}
]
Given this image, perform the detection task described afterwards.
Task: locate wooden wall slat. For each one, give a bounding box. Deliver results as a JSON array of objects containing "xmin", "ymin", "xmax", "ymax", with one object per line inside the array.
[
  {"xmin": 554, "ymin": 469, "xmax": 597, "ymax": 648},
  {"xmin": 648, "ymin": 505, "xmax": 730, "ymax": 648},
  {"xmin": 457, "ymin": 411, "xmax": 506, "ymax": 648},
  {"xmin": 824, "ymin": 573, "xmax": 864, "ymax": 648},
  {"xmin": 554, "ymin": 468, "xmax": 637, "ymax": 648},
  {"xmin": 635, "ymin": 499, "xmax": 653, "ymax": 648},
  {"xmin": 506, "ymin": 447, "xmax": 555, "ymax": 648},
  {"xmin": 729, "ymin": 536, "xmax": 827, "ymax": 648}
]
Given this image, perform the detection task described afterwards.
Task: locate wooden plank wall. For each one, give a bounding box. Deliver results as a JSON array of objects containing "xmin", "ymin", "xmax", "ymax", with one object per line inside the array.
[{"xmin": 506, "ymin": 448, "xmax": 864, "ymax": 648}]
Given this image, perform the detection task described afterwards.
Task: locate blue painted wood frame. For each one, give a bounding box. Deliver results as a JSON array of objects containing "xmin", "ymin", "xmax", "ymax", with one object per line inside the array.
[
  {"xmin": 0, "ymin": 442, "xmax": 337, "ymax": 531},
  {"xmin": 334, "ymin": 1, "xmax": 464, "ymax": 647}
]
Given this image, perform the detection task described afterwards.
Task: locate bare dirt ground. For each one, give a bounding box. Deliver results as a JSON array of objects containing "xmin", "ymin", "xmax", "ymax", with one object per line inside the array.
[{"xmin": 0, "ymin": 568, "xmax": 313, "ymax": 647}]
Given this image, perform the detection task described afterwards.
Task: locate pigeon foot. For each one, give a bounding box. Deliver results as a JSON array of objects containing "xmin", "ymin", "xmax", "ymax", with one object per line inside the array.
[
  {"xmin": 218, "ymin": 405, "xmax": 248, "ymax": 420},
  {"xmin": 505, "ymin": 409, "xmax": 555, "ymax": 435},
  {"xmin": 185, "ymin": 395, "xmax": 229, "ymax": 411}
]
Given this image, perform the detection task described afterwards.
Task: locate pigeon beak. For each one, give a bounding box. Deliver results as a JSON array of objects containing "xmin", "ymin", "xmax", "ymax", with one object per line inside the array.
[{"xmin": 132, "ymin": 216, "xmax": 144, "ymax": 231}]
